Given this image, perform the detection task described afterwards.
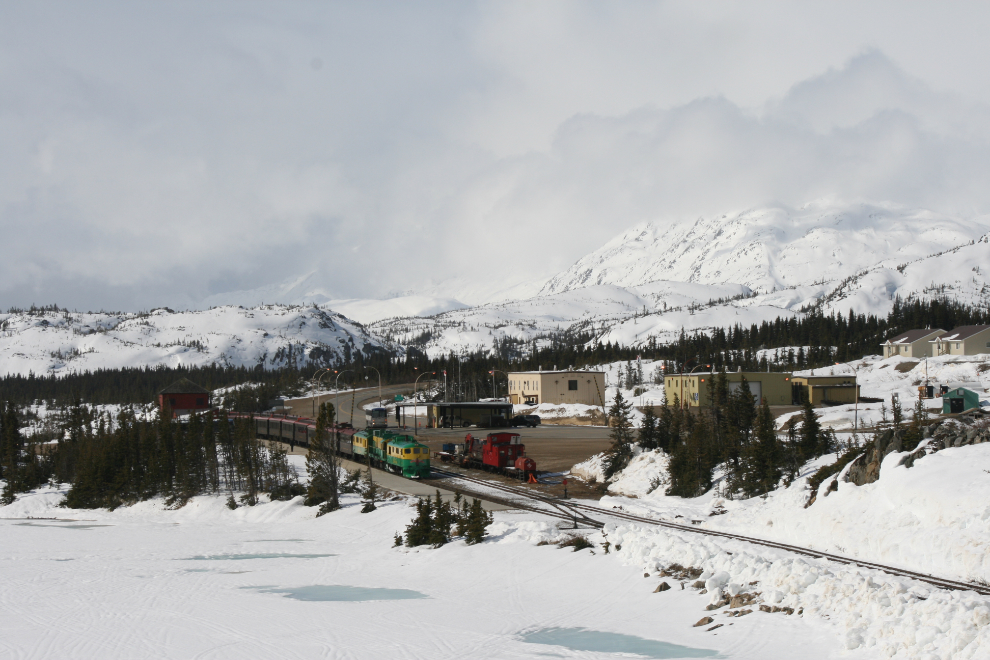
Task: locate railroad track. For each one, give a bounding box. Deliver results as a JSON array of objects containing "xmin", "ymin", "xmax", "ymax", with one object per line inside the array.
[{"xmin": 429, "ymin": 467, "xmax": 990, "ymax": 597}]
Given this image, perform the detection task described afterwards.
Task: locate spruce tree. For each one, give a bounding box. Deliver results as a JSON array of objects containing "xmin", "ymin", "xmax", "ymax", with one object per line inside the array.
[
  {"xmin": 656, "ymin": 390, "xmax": 673, "ymax": 453},
  {"xmin": 891, "ymin": 394, "xmax": 903, "ymax": 431},
  {"xmin": 428, "ymin": 490, "xmax": 453, "ymax": 547},
  {"xmin": 667, "ymin": 411, "xmax": 712, "ymax": 497},
  {"xmin": 799, "ymin": 395, "xmax": 821, "ymax": 460},
  {"xmin": 305, "ymin": 402, "xmax": 340, "ymax": 515},
  {"xmin": 404, "ymin": 497, "xmax": 434, "ymax": 547},
  {"xmin": 740, "ymin": 398, "xmax": 782, "ymax": 497},
  {"xmin": 464, "ymin": 498, "xmax": 491, "ymax": 545},
  {"xmin": 638, "ymin": 405, "xmax": 658, "ymax": 450},
  {"xmin": 602, "ymin": 391, "xmax": 635, "ymax": 481}
]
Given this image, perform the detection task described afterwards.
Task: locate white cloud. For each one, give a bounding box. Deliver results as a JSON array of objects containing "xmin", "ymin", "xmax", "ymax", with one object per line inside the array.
[{"xmin": 3, "ymin": 3, "xmax": 990, "ymax": 310}]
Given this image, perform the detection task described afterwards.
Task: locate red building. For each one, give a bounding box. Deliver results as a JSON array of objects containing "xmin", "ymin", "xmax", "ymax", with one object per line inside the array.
[{"xmin": 158, "ymin": 379, "xmax": 211, "ymax": 416}]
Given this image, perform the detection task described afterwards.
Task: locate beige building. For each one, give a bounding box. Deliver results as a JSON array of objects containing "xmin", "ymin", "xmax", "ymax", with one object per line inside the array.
[
  {"xmin": 664, "ymin": 371, "xmax": 792, "ymax": 407},
  {"xmin": 881, "ymin": 329, "xmax": 946, "ymax": 358},
  {"xmin": 790, "ymin": 375, "xmax": 859, "ymax": 406},
  {"xmin": 507, "ymin": 370, "xmax": 606, "ymax": 407},
  {"xmin": 931, "ymin": 325, "xmax": 990, "ymax": 356}
]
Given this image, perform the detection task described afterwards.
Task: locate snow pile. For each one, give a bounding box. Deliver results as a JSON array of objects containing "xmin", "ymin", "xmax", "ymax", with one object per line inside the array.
[
  {"xmin": 605, "ymin": 520, "xmax": 990, "ymax": 658},
  {"xmin": 571, "ymin": 448, "xmax": 670, "ymax": 497}
]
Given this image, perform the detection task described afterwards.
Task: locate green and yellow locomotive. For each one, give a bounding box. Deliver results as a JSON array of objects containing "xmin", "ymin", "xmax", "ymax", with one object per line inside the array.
[{"xmin": 367, "ymin": 430, "xmax": 430, "ymax": 479}]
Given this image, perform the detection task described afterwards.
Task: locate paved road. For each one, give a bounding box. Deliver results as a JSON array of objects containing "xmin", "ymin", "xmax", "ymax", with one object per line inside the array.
[{"xmin": 283, "ymin": 383, "xmax": 415, "ymax": 426}]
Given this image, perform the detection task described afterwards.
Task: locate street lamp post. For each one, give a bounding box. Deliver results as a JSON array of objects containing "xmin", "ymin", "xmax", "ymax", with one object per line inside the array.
[
  {"xmin": 488, "ymin": 369, "xmax": 507, "ymax": 401},
  {"xmin": 364, "ymin": 366, "xmax": 382, "ymax": 415},
  {"xmin": 835, "ymin": 362, "xmax": 860, "ymax": 432},
  {"xmin": 311, "ymin": 367, "xmax": 333, "ymax": 419},
  {"xmin": 413, "ymin": 370, "xmax": 435, "ymax": 435},
  {"xmin": 334, "ymin": 369, "xmax": 353, "ymax": 426}
]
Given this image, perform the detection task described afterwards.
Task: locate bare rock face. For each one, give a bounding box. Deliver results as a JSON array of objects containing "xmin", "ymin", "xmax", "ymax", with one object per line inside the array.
[
  {"xmin": 654, "ymin": 582, "xmax": 671, "ymax": 593},
  {"xmin": 846, "ymin": 429, "xmax": 902, "ymax": 486},
  {"xmin": 693, "ymin": 616, "xmax": 714, "ymax": 627}
]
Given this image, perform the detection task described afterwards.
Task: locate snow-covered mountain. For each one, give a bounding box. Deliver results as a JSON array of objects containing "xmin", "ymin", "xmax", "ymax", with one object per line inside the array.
[
  {"xmin": 540, "ymin": 201, "xmax": 988, "ymax": 296},
  {"xmin": 0, "ymin": 305, "xmax": 393, "ymax": 377},
  {"xmin": 4, "ymin": 201, "xmax": 990, "ymax": 376},
  {"xmin": 367, "ymin": 202, "xmax": 990, "ymax": 357}
]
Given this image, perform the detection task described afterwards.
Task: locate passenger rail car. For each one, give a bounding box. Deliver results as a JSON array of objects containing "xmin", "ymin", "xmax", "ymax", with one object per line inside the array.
[{"xmin": 232, "ymin": 413, "xmax": 355, "ymax": 457}]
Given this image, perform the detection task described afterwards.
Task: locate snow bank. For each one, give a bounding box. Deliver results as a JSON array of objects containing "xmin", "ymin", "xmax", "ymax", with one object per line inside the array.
[
  {"xmin": 605, "ymin": 521, "xmax": 990, "ymax": 659},
  {"xmin": 572, "ymin": 447, "xmax": 670, "ymax": 497}
]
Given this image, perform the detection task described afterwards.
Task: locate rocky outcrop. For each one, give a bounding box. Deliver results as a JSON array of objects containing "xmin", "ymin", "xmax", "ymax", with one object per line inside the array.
[
  {"xmin": 846, "ymin": 429, "xmax": 902, "ymax": 486},
  {"xmin": 845, "ymin": 419, "xmax": 989, "ymax": 486}
]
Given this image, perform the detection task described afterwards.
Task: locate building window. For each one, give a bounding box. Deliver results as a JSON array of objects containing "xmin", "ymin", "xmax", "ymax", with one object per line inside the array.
[
  {"xmin": 196, "ymin": 398, "xmax": 205, "ymax": 406},
  {"xmin": 568, "ymin": 380, "xmax": 578, "ymax": 390}
]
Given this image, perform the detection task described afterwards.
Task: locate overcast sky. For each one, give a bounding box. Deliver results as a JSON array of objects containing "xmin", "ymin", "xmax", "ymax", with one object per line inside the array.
[{"xmin": 5, "ymin": 1, "xmax": 990, "ymax": 311}]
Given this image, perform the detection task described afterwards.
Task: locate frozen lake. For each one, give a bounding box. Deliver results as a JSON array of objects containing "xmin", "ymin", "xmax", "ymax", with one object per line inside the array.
[{"xmin": 0, "ymin": 487, "xmax": 842, "ymax": 659}]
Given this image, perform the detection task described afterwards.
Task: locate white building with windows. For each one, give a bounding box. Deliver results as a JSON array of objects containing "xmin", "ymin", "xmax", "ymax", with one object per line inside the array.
[
  {"xmin": 507, "ymin": 370, "xmax": 606, "ymax": 407},
  {"xmin": 881, "ymin": 328, "xmax": 946, "ymax": 358},
  {"xmin": 931, "ymin": 325, "xmax": 990, "ymax": 356}
]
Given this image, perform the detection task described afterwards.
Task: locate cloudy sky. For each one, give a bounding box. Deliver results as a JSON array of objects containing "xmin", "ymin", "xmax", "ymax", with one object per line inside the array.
[{"xmin": 4, "ymin": 1, "xmax": 990, "ymax": 311}]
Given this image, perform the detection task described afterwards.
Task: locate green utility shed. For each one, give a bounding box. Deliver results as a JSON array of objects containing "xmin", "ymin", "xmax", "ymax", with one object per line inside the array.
[{"xmin": 942, "ymin": 387, "xmax": 981, "ymax": 414}]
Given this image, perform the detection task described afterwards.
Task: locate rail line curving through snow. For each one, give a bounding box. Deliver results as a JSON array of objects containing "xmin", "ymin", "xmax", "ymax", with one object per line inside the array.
[{"xmin": 428, "ymin": 466, "xmax": 990, "ymax": 597}]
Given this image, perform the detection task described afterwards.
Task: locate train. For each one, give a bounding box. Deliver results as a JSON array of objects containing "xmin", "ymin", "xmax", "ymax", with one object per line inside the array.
[
  {"xmin": 232, "ymin": 413, "xmax": 431, "ymax": 479},
  {"xmin": 231, "ymin": 413, "xmax": 538, "ymax": 483},
  {"xmin": 435, "ymin": 432, "xmax": 537, "ymax": 481}
]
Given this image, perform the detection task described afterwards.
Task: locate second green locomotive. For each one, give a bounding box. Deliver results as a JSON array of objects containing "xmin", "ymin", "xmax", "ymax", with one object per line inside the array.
[{"xmin": 355, "ymin": 429, "xmax": 430, "ymax": 479}]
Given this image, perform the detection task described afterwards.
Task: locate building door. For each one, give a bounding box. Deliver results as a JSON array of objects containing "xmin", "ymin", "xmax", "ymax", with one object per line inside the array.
[{"xmin": 950, "ymin": 397, "xmax": 965, "ymax": 414}]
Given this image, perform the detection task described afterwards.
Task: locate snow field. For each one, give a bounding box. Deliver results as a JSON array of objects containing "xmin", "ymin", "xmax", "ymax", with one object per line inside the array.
[{"xmin": 0, "ymin": 482, "xmax": 843, "ymax": 659}]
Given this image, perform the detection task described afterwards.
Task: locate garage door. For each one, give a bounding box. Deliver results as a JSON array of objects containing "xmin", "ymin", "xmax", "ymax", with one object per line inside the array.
[{"xmin": 728, "ymin": 381, "xmax": 761, "ymax": 401}]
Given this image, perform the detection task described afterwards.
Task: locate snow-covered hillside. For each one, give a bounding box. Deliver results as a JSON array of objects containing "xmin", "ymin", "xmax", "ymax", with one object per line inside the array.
[
  {"xmin": 361, "ymin": 202, "xmax": 990, "ymax": 357},
  {"xmin": 540, "ymin": 201, "xmax": 989, "ymax": 298},
  {"xmin": 0, "ymin": 305, "xmax": 392, "ymax": 377}
]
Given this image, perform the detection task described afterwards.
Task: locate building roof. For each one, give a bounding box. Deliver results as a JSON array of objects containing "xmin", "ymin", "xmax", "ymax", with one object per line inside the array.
[
  {"xmin": 159, "ymin": 378, "xmax": 210, "ymax": 395},
  {"xmin": 420, "ymin": 401, "xmax": 513, "ymax": 409},
  {"xmin": 932, "ymin": 325, "xmax": 990, "ymax": 342},
  {"xmin": 884, "ymin": 328, "xmax": 944, "ymax": 345},
  {"xmin": 509, "ymin": 370, "xmax": 604, "ymax": 375}
]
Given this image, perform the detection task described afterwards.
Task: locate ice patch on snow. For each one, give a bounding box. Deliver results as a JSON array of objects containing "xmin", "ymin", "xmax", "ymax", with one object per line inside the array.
[{"xmin": 519, "ymin": 627, "xmax": 718, "ymax": 658}]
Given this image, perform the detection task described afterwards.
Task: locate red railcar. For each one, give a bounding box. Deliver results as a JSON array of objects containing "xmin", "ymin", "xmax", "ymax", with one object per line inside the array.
[{"xmin": 457, "ymin": 432, "xmax": 537, "ymax": 480}]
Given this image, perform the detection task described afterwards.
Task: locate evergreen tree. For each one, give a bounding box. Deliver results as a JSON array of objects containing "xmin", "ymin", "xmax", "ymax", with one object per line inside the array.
[
  {"xmin": 638, "ymin": 405, "xmax": 659, "ymax": 450},
  {"xmin": 798, "ymin": 394, "xmax": 821, "ymax": 459},
  {"xmin": 891, "ymin": 394, "xmax": 903, "ymax": 430},
  {"xmin": 602, "ymin": 391, "xmax": 635, "ymax": 481},
  {"xmin": 305, "ymin": 403, "xmax": 340, "ymax": 516},
  {"xmin": 740, "ymin": 398, "xmax": 782, "ymax": 496},
  {"xmin": 404, "ymin": 497, "xmax": 434, "ymax": 547},
  {"xmin": 464, "ymin": 498, "xmax": 491, "ymax": 545},
  {"xmin": 655, "ymin": 390, "xmax": 673, "ymax": 453},
  {"xmin": 667, "ymin": 410, "xmax": 713, "ymax": 497},
  {"xmin": 428, "ymin": 490, "xmax": 454, "ymax": 547}
]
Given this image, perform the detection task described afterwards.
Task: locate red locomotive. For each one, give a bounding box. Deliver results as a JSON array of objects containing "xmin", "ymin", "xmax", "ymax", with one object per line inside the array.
[{"xmin": 438, "ymin": 432, "xmax": 537, "ymax": 481}]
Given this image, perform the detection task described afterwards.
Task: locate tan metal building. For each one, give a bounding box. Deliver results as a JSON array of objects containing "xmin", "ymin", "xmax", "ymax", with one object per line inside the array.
[
  {"xmin": 931, "ymin": 325, "xmax": 990, "ymax": 356},
  {"xmin": 790, "ymin": 375, "xmax": 860, "ymax": 406},
  {"xmin": 881, "ymin": 328, "xmax": 946, "ymax": 358},
  {"xmin": 507, "ymin": 370, "xmax": 606, "ymax": 407},
  {"xmin": 664, "ymin": 371, "xmax": 792, "ymax": 407}
]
